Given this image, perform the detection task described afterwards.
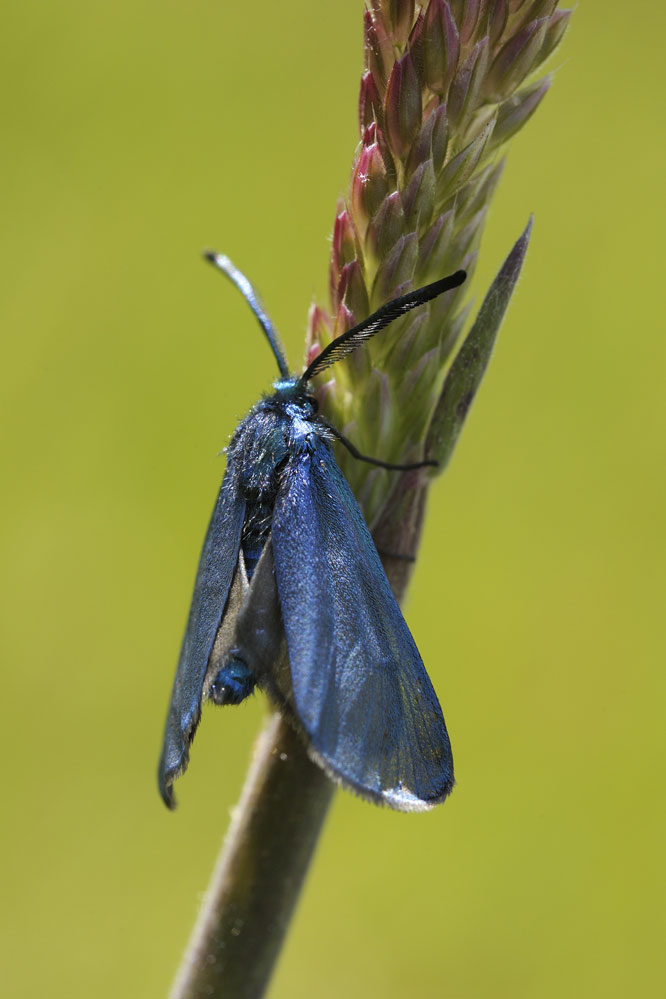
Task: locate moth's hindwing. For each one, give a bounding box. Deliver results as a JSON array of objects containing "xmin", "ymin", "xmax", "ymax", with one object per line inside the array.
[
  {"xmin": 233, "ymin": 539, "xmax": 294, "ymax": 711},
  {"xmin": 271, "ymin": 439, "xmax": 454, "ymax": 811},
  {"xmin": 158, "ymin": 459, "xmax": 245, "ymax": 807}
]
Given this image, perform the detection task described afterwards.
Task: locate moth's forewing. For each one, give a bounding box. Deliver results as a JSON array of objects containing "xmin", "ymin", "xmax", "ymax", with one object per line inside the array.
[
  {"xmin": 271, "ymin": 440, "xmax": 454, "ymax": 811},
  {"xmin": 158, "ymin": 460, "xmax": 245, "ymax": 808}
]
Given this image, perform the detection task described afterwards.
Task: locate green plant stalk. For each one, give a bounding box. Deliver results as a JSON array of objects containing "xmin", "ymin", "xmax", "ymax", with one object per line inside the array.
[
  {"xmin": 168, "ymin": 213, "xmax": 530, "ymax": 990},
  {"xmin": 169, "ymin": 2, "xmax": 570, "ymax": 995},
  {"xmin": 170, "ymin": 713, "xmax": 334, "ymax": 999}
]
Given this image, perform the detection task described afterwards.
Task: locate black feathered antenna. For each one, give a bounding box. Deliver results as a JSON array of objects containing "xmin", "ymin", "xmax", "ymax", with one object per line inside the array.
[
  {"xmin": 204, "ymin": 252, "xmax": 290, "ymax": 379},
  {"xmin": 299, "ymin": 270, "xmax": 466, "ymax": 385}
]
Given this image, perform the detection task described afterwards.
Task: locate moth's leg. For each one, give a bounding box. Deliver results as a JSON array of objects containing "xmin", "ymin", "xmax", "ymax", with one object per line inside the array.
[
  {"xmin": 321, "ymin": 420, "xmax": 438, "ymax": 471},
  {"xmin": 209, "ymin": 654, "xmax": 256, "ymax": 706}
]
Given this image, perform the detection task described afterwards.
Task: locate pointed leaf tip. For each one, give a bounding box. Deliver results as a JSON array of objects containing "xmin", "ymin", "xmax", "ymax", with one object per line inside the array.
[{"xmin": 426, "ymin": 217, "xmax": 533, "ymax": 471}]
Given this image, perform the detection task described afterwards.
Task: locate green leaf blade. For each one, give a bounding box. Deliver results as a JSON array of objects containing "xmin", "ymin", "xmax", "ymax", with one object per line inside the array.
[{"xmin": 426, "ymin": 216, "xmax": 533, "ymax": 471}]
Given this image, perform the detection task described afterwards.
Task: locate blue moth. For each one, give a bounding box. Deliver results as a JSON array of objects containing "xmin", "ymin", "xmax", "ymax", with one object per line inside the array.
[{"xmin": 158, "ymin": 254, "xmax": 466, "ymax": 811}]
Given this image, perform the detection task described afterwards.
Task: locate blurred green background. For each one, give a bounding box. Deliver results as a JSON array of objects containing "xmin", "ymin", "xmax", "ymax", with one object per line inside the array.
[{"xmin": 2, "ymin": 2, "xmax": 664, "ymax": 996}]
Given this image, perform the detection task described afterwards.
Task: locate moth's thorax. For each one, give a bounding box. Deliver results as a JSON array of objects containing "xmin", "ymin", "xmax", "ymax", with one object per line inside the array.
[{"xmin": 229, "ymin": 379, "xmax": 321, "ymax": 501}]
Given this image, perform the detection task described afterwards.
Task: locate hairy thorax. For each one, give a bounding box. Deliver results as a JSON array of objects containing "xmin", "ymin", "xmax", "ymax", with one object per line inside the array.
[{"xmin": 229, "ymin": 389, "xmax": 321, "ymax": 576}]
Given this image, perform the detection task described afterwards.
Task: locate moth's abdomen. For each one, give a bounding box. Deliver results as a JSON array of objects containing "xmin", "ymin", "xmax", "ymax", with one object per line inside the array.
[{"xmin": 242, "ymin": 499, "xmax": 272, "ymax": 578}]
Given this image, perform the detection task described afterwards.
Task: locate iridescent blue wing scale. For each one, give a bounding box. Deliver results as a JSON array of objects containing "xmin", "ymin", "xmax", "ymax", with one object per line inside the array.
[
  {"xmin": 271, "ymin": 439, "xmax": 454, "ymax": 810},
  {"xmin": 158, "ymin": 458, "xmax": 245, "ymax": 807}
]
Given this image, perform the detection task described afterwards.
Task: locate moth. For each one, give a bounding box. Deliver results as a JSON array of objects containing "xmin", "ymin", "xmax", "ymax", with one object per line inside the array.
[{"xmin": 158, "ymin": 254, "xmax": 465, "ymax": 811}]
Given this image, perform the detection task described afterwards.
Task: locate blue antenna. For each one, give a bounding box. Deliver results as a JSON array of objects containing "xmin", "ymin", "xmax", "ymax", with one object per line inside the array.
[{"xmin": 204, "ymin": 252, "xmax": 290, "ymax": 379}]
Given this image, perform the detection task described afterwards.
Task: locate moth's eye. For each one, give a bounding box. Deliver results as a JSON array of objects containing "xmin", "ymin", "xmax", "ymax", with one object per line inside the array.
[{"xmin": 306, "ymin": 394, "xmax": 319, "ymax": 414}]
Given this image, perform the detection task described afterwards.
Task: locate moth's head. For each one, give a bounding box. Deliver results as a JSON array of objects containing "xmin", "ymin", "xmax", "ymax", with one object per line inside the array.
[{"xmin": 272, "ymin": 376, "xmax": 318, "ymax": 417}]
